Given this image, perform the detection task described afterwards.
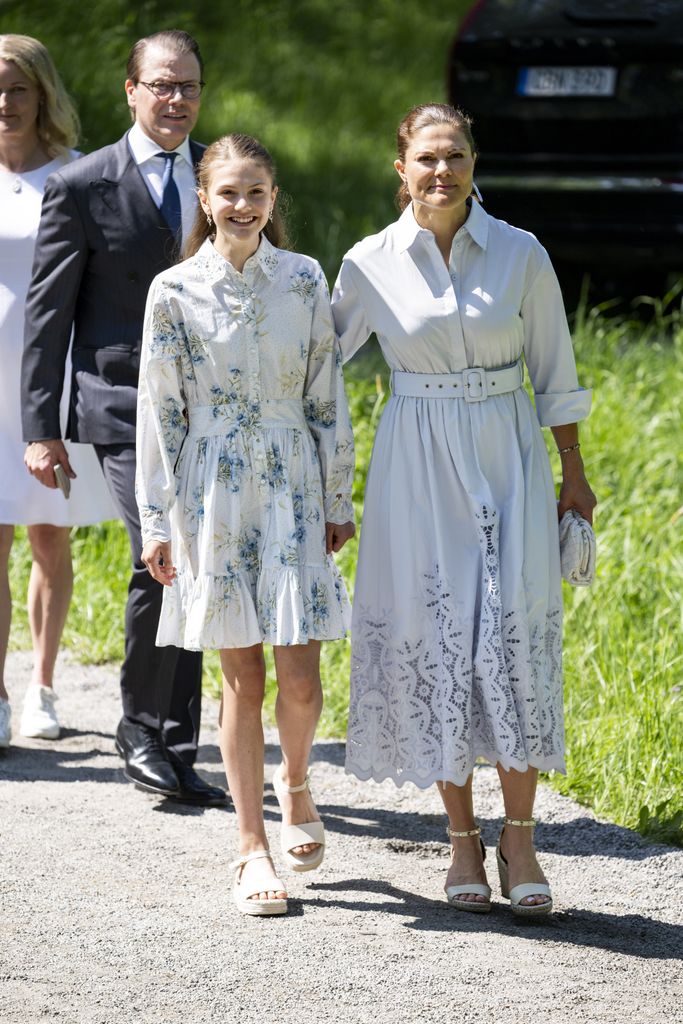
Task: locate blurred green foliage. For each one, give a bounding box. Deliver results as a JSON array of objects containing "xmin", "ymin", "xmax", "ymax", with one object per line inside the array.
[{"xmin": 1, "ymin": 0, "xmax": 472, "ymax": 275}]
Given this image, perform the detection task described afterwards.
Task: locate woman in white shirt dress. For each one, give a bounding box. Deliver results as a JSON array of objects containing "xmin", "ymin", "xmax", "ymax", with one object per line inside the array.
[
  {"xmin": 136, "ymin": 134, "xmax": 355, "ymax": 916},
  {"xmin": 0, "ymin": 35, "xmax": 114, "ymax": 748},
  {"xmin": 332, "ymin": 104, "xmax": 596, "ymax": 916}
]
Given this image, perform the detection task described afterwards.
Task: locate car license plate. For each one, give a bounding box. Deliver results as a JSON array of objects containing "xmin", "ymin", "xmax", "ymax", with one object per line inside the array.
[{"xmin": 518, "ymin": 66, "xmax": 617, "ymax": 97}]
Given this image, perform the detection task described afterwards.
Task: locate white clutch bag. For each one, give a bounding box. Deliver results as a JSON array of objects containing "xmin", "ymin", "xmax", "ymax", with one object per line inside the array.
[{"xmin": 559, "ymin": 509, "xmax": 596, "ymax": 586}]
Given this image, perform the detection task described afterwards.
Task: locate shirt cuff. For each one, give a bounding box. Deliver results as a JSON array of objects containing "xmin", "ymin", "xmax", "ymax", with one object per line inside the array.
[
  {"xmin": 324, "ymin": 493, "xmax": 355, "ymax": 525},
  {"xmin": 139, "ymin": 506, "xmax": 171, "ymax": 546},
  {"xmin": 534, "ymin": 387, "xmax": 592, "ymax": 427}
]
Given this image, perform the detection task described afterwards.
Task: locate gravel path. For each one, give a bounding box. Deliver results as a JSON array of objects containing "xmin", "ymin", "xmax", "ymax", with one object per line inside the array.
[{"xmin": 1, "ymin": 650, "xmax": 681, "ymax": 1024}]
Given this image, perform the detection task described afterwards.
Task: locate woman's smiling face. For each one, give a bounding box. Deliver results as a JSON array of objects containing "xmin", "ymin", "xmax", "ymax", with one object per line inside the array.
[{"xmin": 0, "ymin": 59, "xmax": 41, "ymax": 145}]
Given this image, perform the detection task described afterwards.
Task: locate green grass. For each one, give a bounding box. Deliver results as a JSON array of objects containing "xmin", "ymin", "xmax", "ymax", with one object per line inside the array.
[{"xmin": 548, "ymin": 296, "xmax": 683, "ymax": 846}]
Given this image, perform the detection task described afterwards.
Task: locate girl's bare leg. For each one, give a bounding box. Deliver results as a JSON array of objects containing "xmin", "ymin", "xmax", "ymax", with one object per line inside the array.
[
  {"xmin": 437, "ymin": 777, "xmax": 489, "ymax": 904},
  {"xmin": 219, "ymin": 644, "xmax": 286, "ymax": 901},
  {"xmin": 273, "ymin": 641, "xmax": 323, "ymax": 856},
  {"xmin": 0, "ymin": 525, "xmax": 13, "ymax": 701}
]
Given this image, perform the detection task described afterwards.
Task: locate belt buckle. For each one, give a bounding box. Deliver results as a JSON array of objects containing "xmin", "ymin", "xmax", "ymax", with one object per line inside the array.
[{"xmin": 464, "ymin": 367, "xmax": 487, "ymax": 402}]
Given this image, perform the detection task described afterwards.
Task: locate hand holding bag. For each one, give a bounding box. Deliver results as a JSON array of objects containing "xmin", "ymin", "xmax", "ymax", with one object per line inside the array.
[{"xmin": 559, "ymin": 508, "xmax": 596, "ymax": 586}]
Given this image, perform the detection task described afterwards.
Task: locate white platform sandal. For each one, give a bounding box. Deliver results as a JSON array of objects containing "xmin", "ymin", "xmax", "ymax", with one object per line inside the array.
[
  {"xmin": 230, "ymin": 850, "xmax": 288, "ymax": 917},
  {"xmin": 272, "ymin": 765, "xmax": 325, "ymax": 873},
  {"xmin": 496, "ymin": 817, "xmax": 553, "ymax": 918},
  {"xmin": 444, "ymin": 824, "xmax": 492, "ymax": 914}
]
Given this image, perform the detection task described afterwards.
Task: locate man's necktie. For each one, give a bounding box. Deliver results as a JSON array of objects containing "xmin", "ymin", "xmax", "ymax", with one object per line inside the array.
[{"xmin": 157, "ymin": 151, "xmax": 182, "ymax": 238}]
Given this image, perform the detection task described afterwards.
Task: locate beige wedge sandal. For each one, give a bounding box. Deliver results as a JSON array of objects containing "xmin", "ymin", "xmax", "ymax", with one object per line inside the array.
[
  {"xmin": 496, "ymin": 817, "xmax": 553, "ymax": 918},
  {"xmin": 230, "ymin": 850, "xmax": 288, "ymax": 917},
  {"xmin": 272, "ymin": 764, "xmax": 325, "ymax": 873},
  {"xmin": 444, "ymin": 824, "xmax": 492, "ymax": 914}
]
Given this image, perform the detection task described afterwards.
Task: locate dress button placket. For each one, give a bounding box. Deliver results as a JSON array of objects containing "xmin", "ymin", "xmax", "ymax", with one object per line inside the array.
[
  {"xmin": 241, "ymin": 266, "xmax": 267, "ymax": 488},
  {"xmin": 447, "ymin": 232, "xmax": 468, "ymax": 367}
]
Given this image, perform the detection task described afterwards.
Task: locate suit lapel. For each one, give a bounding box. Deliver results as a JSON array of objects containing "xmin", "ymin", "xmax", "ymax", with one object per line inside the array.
[
  {"xmin": 189, "ymin": 139, "xmax": 206, "ymax": 177},
  {"xmin": 89, "ymin": 134, "xmax": 175, "ymax": 266},
  {"xmin": 88, "ymin": 133, "xmax": 205, "ymax": 267}
]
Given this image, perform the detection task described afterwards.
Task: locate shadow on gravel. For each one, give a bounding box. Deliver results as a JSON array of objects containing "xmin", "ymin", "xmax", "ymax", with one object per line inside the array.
[
  {"xmin": 297, "ymin": 743, "xmax": 677, "ymax": 863},
  {"xmin": 0, "ymin": 739, "xmax": 222, "ymax": 792},
  {"xmin": 151, "ymin": 799, "xmax": 232, "ymax": 817},
  {"xmin": 0, "ymin": 744, "xmax": 124, "ymax": 784},
  {"xmin": 59, "ymin": 728, "xmax": 114, "ymax": 741},
  {"xmin": 307, "ymin": 802, "xmax": 677, "ymax": 864},
  {"xmin": 0, "ymin": 740, "xmax": 227, "ymax": 794},
  {"xmin": 196, "ymin": 743, "xmax": 224, "ymax": 764},
  {"xmin": 306, "ymin": 878, "xmax": 683, "ymax": 958}
]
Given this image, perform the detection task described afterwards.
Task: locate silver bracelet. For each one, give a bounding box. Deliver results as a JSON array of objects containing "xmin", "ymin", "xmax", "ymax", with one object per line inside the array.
[{"xmin": 558, "ymin": 442, "xmax": 581, "ymax": 455}]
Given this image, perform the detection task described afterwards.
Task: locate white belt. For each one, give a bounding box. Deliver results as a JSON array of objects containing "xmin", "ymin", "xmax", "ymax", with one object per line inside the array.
[{"xmin": 391, "ymin": 361, "xmax": 523, "ymax": 402}]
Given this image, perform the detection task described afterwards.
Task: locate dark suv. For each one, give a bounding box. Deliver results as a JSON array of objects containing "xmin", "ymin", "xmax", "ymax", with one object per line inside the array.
[{"xmin": 448, "ymin": 0, "xmax": 683, "ymax": 288}]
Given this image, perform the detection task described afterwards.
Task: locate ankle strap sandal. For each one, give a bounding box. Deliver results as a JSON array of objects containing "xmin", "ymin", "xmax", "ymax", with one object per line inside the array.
[
  {"xmin": 444, "ymin": 822, "xmax": 491, "ymax": 913},
  {"xmin": 496, "ymin": 818, "xmax": 553, "ymax": 917}
]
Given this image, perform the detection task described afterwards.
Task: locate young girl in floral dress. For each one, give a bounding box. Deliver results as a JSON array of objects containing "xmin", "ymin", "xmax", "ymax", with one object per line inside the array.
[{"xmin": 136, "ymin": 134, "xmax": 355, "ymax": 916}]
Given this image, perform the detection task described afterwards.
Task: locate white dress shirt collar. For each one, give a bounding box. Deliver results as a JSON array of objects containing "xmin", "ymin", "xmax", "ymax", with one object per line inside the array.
[
  {"xmin": 394, "ymin": 198, "xmax": 489, "ymax": 254},
  {"xmin": 127, "ymin": 121, "xmax": 193, "ymax": 167}
]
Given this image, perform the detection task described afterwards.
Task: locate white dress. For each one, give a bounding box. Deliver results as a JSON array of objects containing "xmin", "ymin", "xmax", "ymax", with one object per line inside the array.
[
  {"xmin": 332, "ymin": 201, "xmax": 592, "ymax": 788},
  {"xmin": 136, "ymin": 237, "xmax": 355, "ymax": 652},
  {"xmin": 0, "ymin": 155, "xmax": 115, "ymax": 526}
]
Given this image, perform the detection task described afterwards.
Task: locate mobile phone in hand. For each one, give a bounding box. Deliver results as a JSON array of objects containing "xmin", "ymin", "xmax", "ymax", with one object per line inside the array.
[{"xmin": 54, "ymin": 463, "xmax": 71, "ymax": 499}]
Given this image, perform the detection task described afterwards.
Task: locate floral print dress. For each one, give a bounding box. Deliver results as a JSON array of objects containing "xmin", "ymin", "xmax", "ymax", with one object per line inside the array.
[{"xmin": 136, "ymin": 237, "xmax": 354, "ymax": 651}]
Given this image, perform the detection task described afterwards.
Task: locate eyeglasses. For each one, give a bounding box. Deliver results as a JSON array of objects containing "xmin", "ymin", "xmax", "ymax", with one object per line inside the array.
[{"xmin": 139, "ymin": 80, "xmax": 205, "ymax": 99}]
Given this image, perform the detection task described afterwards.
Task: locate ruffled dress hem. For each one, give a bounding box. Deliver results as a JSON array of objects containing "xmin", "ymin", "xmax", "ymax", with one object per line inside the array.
[{"xmin": 156, "ymin": 560, "xmax": 351, "ymax": 651}]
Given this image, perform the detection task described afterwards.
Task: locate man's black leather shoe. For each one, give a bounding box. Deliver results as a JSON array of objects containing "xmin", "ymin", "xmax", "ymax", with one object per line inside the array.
[
  {"xmin": 115, "ymin": 718, "xmax": 180, "ymax": 796},
  {"xmin": 170, "ymin": 762, "xmax": 228, "ymax": 806}
]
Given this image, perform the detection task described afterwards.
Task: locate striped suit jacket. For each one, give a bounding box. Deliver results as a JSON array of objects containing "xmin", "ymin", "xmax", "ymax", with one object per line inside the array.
[{"xmin": 22, "ymin": 131, "xmax": 205, "ymax": 444}]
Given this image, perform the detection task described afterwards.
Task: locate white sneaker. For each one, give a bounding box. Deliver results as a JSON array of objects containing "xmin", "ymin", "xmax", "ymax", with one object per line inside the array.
[
  {"xmin": 0, "ymin": 698, "xmax": 11, "ymax": 747},
  {"xmin": 20, "ymin": 684, "xmax": 60, "ymax": 739}
]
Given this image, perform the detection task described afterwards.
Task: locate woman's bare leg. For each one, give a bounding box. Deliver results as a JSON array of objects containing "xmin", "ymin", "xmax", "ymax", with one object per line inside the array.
[
  {"xmin": 26, "ymin": 524, "xmax": 73, "ymax": 688},
  {"xmin": 219, "ymin": 645, "xmax": 286, "ymax": 901},
  {"xmin": 273, "ymin": 640, "xmax": 323, "ymax": 856},
  {"xmin": 497, "ymin": 765, "xmax": 550, "ymax": 906},
  {"xmin": 437, "ymin": 777, "xmax": 489, "ymax": 904},
  {"xmin": 0, "ymin": 525, "xmax": 14, "ymax": 701}
]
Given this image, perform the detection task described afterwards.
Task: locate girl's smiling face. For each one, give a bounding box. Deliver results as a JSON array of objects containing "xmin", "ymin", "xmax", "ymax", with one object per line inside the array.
[{"xmin": 199, "ymin": 157, "xmax": 277, "ymax": 257}]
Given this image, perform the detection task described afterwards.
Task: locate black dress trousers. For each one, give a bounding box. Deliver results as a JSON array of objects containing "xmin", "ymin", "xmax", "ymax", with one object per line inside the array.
[{"xmin": 94, "ymin": 443, "xmax": 202, "ymax": 765}]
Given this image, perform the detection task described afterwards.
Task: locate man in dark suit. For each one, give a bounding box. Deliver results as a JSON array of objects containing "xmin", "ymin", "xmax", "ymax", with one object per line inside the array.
[{"xmin": 22, "ymin": 29, "xmax": 226, "ymax": 806}]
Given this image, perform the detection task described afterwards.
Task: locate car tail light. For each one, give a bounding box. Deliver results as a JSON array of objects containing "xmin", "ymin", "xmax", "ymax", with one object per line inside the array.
[{"xmin": 451, "ymin": 0, "xmax": 488, "ymax": 45}]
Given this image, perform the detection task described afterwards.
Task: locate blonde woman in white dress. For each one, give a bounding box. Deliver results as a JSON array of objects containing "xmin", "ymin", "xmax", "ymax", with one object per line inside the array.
[
  {"xmin": 332, "ymin": 104, "xmax": 596, "ymax": 916},
  {"xmin": 136, "ymin": 134, "xmax": 355, "ymax": 916},
  {"xmin": 0, "ymin": 35, "xmax": 114, "ymax": 748}
]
